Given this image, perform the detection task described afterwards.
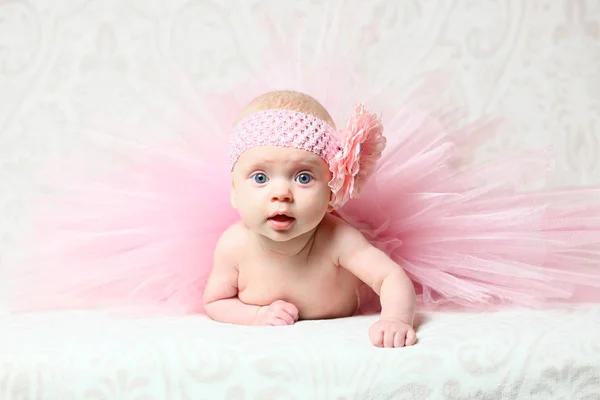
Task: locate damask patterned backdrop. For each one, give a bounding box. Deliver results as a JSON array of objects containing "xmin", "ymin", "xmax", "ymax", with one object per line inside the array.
[{"xmin": 1, "ymin": 1, "xmax": 599, "ymax": 279}]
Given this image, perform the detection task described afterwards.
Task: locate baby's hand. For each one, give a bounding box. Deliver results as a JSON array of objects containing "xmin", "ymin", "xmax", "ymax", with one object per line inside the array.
[
  {"xmin": 254, "ymin": 300, "xmax": 299, "ymax": 326},
  {"xmin": 369, "ymin": 319, "xmax": 417, "ymax": 348}
]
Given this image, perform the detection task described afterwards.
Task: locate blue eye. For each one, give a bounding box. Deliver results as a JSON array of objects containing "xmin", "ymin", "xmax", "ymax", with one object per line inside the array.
[
  {"xmin": 295, "ymin": 173, "xmax": 313, "ymax": 184},
  {"xmin": 252, "ymin": 173, "xmax": 269, "ymax": 184}
]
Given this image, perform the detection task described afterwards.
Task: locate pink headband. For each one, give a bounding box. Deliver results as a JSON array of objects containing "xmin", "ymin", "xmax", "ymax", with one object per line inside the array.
[{"xmin": 229, "ymin": 105, "xmax": 386, "ymax": 209}]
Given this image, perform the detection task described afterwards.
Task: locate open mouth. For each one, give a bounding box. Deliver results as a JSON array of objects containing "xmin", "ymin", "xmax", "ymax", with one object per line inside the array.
[
  {"xmin": 267, "ymin": 213, "xmax": 295, "ymax": 229},
  {"xmin": 269, "ymin": 214, "xmax": 294, "ymax": 222}
]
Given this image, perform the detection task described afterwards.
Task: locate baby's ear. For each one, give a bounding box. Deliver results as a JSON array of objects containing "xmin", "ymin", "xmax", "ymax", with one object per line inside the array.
[
  {"xmin": 327, "ymin": 193, "xmax": 335, "ymax": 213},
  {"xmin": 230, "ymin": 178, "xmax": 237, "ymax": 209}
]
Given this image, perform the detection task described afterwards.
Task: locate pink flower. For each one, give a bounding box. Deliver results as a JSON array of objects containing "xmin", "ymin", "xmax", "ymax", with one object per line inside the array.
[{"xmin": 328, "ymin": 105, "xmax": 386, "ymax": 209}]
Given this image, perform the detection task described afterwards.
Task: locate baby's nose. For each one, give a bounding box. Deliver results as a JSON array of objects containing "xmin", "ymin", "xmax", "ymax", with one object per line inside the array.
[{"xmin": 271, "ymin": 181, "xmax": 293, "ymax": 202}]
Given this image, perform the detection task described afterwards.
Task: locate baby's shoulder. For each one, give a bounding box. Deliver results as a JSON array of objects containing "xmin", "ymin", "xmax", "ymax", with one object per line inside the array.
[
  {"xmin": 318, "ymin": 213, "xmax": 367, "ymax": 248},
  {"xmin": 215, "ymin": 221, "xmax": 249, "ymax": 255}
]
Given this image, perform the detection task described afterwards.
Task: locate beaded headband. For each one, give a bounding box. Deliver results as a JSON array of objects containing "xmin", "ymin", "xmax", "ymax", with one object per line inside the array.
[
  {"xmin": 229, "ymin": 105, "xmax": 386, "ymax": 209},
  {"xmin": 228, "ymin": 109, "xmax": 341, "ymax": 169}
]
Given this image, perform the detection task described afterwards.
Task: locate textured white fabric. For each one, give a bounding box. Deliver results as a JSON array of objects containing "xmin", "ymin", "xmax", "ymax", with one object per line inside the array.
[{"xmin": 1, "ymin": 305, "xmax": 600, "ymax": 399}]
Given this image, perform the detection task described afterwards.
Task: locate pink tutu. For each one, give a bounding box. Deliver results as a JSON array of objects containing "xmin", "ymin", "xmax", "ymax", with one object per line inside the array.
[{"xmin": 4, "ymin": 18, "xmax": 600, "ymax": 316}]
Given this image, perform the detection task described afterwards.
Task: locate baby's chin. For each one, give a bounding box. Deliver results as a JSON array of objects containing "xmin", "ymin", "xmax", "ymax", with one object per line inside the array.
[
  {"xmin": 260, "ymin": 229, "xmax": 302, "ymax": 242},
  {"xmin": 259, "ymin": 223, "xmax": 320, "ymax": 242}
]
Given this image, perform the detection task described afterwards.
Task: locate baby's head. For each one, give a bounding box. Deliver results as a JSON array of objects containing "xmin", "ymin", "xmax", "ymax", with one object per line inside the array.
[
  {"xmin": 228, "ymin": 89, "xmax": 385, "ymax": 241},
  {"xmin": 229, "ymin": 90, "xmax": 337, "ymax": 242},
  {"xmin": 235, "ymin": 90, "xmax": 336, "ymax": 129}
]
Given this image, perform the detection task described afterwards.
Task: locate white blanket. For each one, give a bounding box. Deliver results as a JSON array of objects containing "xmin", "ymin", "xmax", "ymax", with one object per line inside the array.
[{"xmin": 1, "ymin": 305, "xmax": 599, "ymax": 399}]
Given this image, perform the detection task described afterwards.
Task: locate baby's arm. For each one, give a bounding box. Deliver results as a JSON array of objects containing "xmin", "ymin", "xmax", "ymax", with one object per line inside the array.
[
  {"xmin": 203, "ymin": 228, "xmax": 261, "ymax": 325},
  {"xmin": 203, "ymin": 226, "xmax": 299, "ymax": 326},
  {"xmin": 334, "ymin": 219, "xmax": 417, "ymax": 347}
]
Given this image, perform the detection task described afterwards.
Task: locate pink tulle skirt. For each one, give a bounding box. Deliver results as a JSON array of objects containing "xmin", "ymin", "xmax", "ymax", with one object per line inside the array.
[{"xmin": 4, "ymin": 19, "xmax": 600, "ymax": 316}]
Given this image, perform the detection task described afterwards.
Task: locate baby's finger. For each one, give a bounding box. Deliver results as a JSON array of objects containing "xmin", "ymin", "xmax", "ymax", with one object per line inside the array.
[
  {"xmin": 276, "ymin": 311, "xmax": 295, "ymax": 325},
  {"xmin": 282, "ymin": 303, "xmax": 299, "ymax": 321},
  {"xmin": 369, "ymin": 328, "xmax": 384, "ymax": 347},
  {"xmin": 268, "ymin": 318, "xmax": 288, "ymax": 326},
  {"xmin": 384, "ymin": 329, "xmax": 397, "ymax": 348},
  {"xmin": 393, "ymin": 331, "xmax": 405, "ymax": 348},
  {"xmin": 405, "ymin": 329, "xmax": 417, "ymax": 346}
]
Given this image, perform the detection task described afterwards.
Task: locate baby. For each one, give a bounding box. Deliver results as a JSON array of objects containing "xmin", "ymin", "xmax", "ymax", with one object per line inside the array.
[{"xmin": 203, "ymin": 90, "xmax": 417, "ymax": 348}]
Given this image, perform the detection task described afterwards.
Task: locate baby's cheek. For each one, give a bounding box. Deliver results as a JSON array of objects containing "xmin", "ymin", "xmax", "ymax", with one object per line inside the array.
[
  {"xmin": 237, "ymin": 188, "xmax": 258, "ymax": 207},
  {"xmin": 308, "ymin": 194, "xmax": 331, "ymax": 218},
  {"xmin": 243, "ymin": 202, "xmax": 262, "ymax": 220},
  {"xmin": 319, "ymin": 187, "xmax": 333, "ymax": 206},
  {"xmin": 234, "ymin": 194, "xmax": 258, "ymax": 219}
]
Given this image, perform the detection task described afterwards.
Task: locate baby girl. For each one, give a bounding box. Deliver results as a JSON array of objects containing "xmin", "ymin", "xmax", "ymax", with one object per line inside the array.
[{"xmin": 203, "ymin": 90, "xmax": 417, "ymax": 348}]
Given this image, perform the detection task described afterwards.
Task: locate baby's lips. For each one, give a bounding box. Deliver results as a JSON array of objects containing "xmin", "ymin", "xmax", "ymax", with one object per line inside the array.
[{"xmin": 269, "ymin": 214, "xmax": 295, "ymax": 222}]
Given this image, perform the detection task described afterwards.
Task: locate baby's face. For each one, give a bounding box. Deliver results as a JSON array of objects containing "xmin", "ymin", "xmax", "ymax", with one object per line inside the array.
[{"xmin": 231, "ymin": 146, "xmax": 332, "ymax": 242}]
